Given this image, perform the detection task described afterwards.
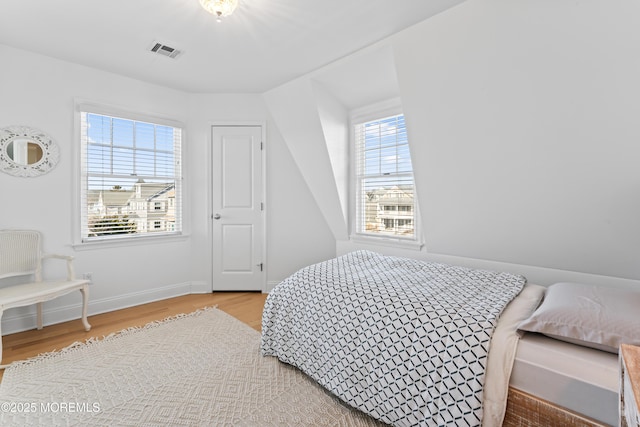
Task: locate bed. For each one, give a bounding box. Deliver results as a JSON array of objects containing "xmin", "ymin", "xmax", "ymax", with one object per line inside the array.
[
  {"xmin": 261, "ymin": 251, "xmax": 637, "ymax": 426},
  {"xmin": 261, "ymin": 250, "xmax": 539, "ymax": 426},
  {"xmin": 506, "ymin": 332, "xmax": 618, "ymax": 426},
  {"xmin": 505, "ymin": 280, "xmax": 640, "ymax": 426}
]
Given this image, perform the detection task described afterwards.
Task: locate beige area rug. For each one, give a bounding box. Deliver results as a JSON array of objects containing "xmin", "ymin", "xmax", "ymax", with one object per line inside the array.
[{"xmin": 0, "ymin": 308, "xmax": 386, "ymax": 427}]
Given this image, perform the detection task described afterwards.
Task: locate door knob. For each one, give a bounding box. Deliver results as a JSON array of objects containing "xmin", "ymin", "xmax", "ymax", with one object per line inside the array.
[{"xmin": 213, "ymin": 213, "xmax": 221, "ymax": 220}]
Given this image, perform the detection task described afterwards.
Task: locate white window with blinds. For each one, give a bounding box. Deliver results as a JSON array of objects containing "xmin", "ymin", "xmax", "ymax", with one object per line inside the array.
[
  {"xmin": 353, "ymin": 110, "xmax": 418, "ymax": 243},
  {"xmin": 77, "ymin": 105, "xmax": 183, "ymax": 243}
]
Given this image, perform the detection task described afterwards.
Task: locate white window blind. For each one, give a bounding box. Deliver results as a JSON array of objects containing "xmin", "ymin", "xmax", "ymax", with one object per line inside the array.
[
  {"xmin": 79, "ymin": 111, "xmax": 182, "ymax": 242},
  {"xmin": 355, "ymin": 114, "xmax": 415, "ymax": 239}
]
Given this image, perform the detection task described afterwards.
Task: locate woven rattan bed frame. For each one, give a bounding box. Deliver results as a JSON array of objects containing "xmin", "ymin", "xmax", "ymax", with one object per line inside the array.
[{"xmin": 503, "ymin": 387, "xmax": 611, "ymax": 427}]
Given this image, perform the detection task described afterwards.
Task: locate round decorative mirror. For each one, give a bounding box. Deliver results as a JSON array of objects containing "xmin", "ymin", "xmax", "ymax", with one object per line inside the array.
[{"xmin": 0, "ymin": 126, "xmax": 59, "ymax": 177}]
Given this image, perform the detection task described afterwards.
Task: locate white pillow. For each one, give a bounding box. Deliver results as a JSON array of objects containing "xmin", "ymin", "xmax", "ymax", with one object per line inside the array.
[{"xmin": 517, "ymin": 282, "xmax": 640, "ymax": 354}]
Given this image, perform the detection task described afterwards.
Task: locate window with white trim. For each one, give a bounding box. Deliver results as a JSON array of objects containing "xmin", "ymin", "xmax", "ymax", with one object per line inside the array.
[
  {"xmin": 354, "ymin": 113, "xmax": 416, "ymax": 240},
  {"xmin": 79, "ymin": 108, "xmax": 183, "ymax": 242}
]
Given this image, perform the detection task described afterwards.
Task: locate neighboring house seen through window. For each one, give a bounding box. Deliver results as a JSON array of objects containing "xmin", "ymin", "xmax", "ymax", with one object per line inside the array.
[
  {"xmin": 79, "ymin": 108, "xmax": 183, "ymax": 242},
  {"xmin": 354, "ymin": 113, "xmax": 416, "ymax": 241}
]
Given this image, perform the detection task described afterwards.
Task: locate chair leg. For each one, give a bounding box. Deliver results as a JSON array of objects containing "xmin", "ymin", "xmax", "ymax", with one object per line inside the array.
[
  {"xmin": 37, "ymin": 302, "xmax": 43, "ymax": 330},
  {"xmin": 80, "ymin": 285, "xmax": 91, "ymax": 332}
]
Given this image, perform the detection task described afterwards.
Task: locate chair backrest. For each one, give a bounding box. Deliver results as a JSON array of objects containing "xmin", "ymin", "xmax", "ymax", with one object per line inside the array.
[{"xmin": 0, "ymin": 230, "xmax": 42, "ymax": 280}]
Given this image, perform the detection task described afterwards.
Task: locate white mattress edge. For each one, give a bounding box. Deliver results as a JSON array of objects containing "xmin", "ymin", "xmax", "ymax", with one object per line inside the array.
[{"xmin": 510, "ymin": 326, "xmax": 619, "ymax": 425}]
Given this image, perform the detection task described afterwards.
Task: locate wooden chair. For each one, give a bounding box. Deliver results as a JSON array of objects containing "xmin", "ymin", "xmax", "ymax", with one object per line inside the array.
[{"xmin": 0, "ymin": 230, "xmax": 90, "ymax": 368}]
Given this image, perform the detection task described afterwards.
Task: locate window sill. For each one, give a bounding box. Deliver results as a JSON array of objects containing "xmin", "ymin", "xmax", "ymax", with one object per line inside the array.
[
  {"xmin": 72, "ymin": 233, "xmax": 189, "ymax": 251},
  {"xmin": 350, "ymin": 234, "xmax": 424, "ymax": 251}
]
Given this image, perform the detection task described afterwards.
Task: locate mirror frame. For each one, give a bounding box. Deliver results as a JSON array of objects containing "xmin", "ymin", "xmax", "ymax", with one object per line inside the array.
[{"xmin": 0, "ymin": 125, "xmax": 60, "ymax": 177}]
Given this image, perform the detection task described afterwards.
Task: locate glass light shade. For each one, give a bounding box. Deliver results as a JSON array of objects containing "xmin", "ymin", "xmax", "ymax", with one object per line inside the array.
[{"xmin": 199, "ymin": 0, "xmax": 239, "ymax": 17}]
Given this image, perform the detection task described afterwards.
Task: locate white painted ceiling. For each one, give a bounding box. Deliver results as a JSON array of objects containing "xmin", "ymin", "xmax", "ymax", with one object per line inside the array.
[{"xmin": 0, "ymin": 0, "xmax": 464, "ymax": 93}]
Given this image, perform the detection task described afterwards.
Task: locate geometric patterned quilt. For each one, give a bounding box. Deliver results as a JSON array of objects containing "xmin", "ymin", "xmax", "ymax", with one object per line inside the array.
[{"xmin": 261, "ymin": 251, "xmax": 526, "ymax": 427}]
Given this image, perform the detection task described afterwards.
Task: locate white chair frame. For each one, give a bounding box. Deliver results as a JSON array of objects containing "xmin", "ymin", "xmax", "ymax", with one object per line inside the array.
[{"xmin": 0, "ymin": 230, "xmax": 90, "ymax": 368}]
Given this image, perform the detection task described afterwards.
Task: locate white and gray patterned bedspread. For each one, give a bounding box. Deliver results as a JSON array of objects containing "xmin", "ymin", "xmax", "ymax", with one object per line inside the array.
[{"xmin": 260, "ymin": 251, "xmax": 526, "ymax": 427}]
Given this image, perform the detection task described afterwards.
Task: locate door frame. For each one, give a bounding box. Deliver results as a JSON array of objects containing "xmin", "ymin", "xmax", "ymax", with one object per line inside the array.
[{"xmin": 208, "ymin": 121, "xmax": 267, "ymax": 293}]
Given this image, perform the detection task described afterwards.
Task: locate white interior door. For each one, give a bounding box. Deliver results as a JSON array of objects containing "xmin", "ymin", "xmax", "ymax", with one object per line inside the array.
[{"xmin": 211, "ymin": 125, "xmax": 264, "ymax": 291}]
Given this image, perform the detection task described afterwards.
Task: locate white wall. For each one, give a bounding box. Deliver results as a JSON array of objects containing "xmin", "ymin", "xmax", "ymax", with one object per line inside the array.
[
  {"xmin": 389, "ymin": 0, "xmax": 640, "ymax": 285},
  {"xmin": 0, "ymin": 44, "xmax": 193, "ymax": 332},
  {"xmin": 186, "ymin": 93, "xmax": 336, "ymax": 290},
  {"xmin": 312, "ymin": 81, "xmax": 350, "ymax": 227},
  {"xmin": 264, "ymin": 79, "xmax": 349, "ymax": 241},
  {"xmin": 0, "ymin": 44, "xmax": 335, "ymax": 334},
  {"xmin": 3, "ymin": 0, "xmax": 640, "ymax": 333},
  {"xmin": 265, "ymin": 116, "xmax": 337, "ymax": 285},
  {"xmin": 267, "ymin": 0, "xmax": 640, "ymax": 290}
]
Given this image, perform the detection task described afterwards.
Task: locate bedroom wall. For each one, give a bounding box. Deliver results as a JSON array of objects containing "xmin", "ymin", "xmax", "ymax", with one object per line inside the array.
[
  {"xmin": 263, "ymin": 42, "xmax": 401, "ymax": 245},
  {"xmin": 0, "ymin": 43, "xmax": 192, "ymax": 333},
  {"xmin": 3, "ymin": 0, "xmax": 639, "ymax": 333},
  {"xmin": 387, "ymin": 0, "xmax": 640, "ymax": 286},
  {"xmin": 312, "ymin": 81, "xmax": 350, "ymax": 229},
  {"xmin": 186, "ymin": 93, "xmax": 336, "ymax": 291},
  {"xmin": 0, "ymin": 43, "xmax": 334, "ymax": 333},
  {"xmin": 265, "ymin": 0, "xmax": 640, "ymax": 290},
  {"xmin": 263, "ymin": 79, "xmax": 349, "ymax": 242}
]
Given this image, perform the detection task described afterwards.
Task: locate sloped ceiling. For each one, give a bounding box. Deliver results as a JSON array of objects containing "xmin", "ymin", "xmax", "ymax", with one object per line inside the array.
[{"xmin": 0, "ymin": 0, "xmax": 465, "ymax": 93}]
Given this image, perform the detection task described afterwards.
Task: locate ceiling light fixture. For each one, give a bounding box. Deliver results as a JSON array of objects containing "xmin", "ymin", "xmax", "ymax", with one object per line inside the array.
[{"xmin": 199, "ymin": 0, "xmax": 239, "ymax": 21}]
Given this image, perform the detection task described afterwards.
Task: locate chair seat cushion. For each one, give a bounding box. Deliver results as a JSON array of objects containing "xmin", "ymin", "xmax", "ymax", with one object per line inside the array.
[{"xmin": 0, "ymin": 280, "xmax": 89, "ymax": 309}]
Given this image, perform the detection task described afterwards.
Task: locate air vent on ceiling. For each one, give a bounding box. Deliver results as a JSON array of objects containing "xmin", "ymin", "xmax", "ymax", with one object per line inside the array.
[{"xmin": 149, "ymin": 41, "xmax": 182, "ymax": 59}]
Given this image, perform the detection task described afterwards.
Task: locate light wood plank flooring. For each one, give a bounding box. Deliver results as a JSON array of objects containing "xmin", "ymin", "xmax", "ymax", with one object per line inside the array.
[{"xmin": 0, "ymin": 292, "xmax": 268, "ymax": 380}]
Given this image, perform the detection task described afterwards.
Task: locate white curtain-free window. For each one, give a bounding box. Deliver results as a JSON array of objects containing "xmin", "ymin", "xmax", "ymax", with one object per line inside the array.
[
  {"xmin": 79, "ymin": 108, "xmax": 183, "ymax": 242},
  {"xmin": 354, "ymin": 113, "xmax": 416, "ymax": 240}
]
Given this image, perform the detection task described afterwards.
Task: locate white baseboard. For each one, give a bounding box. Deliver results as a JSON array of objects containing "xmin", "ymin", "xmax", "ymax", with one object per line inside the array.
[
  {"xmin": 190, "ymin": 281, "xmax": 211, "ymax": 294},
  {"xmin": 336, "ymin": 241, "xmax": 640, "ymax": 290},
  {"xmin": 1, "ymin": 282, "xmax": 199, "ymax": 336},
  {"xmin": 265, "ymin": 281, "xmax": 280, "ymax": 293}
]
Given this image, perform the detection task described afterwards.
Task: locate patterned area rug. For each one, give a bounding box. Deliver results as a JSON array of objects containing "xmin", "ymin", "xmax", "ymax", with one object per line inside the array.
[{"xmin": 0, "ymin": 308, "xmax": 385, "ymax": 426}]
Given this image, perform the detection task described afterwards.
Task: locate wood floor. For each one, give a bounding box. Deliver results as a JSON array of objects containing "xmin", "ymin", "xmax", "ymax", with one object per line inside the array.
[{"xmin": 0, "ymin": 292, "xmax": 268, "ymax": 380}]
